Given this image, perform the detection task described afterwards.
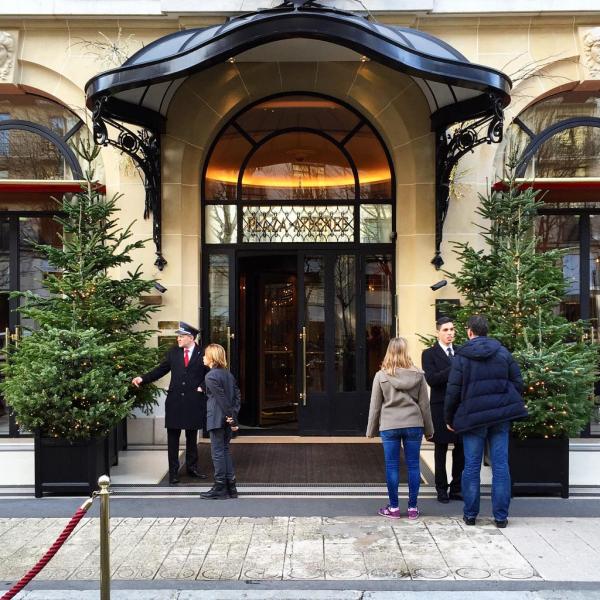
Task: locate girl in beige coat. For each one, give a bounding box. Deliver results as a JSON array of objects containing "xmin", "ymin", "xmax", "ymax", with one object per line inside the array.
[{"xmin": 367, "ymin": 337, "xmax": 434, "ymax": 520}]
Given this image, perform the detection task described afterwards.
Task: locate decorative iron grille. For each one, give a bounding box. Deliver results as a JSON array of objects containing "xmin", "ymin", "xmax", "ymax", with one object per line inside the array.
[{"xmin": 242, "ymin": 205, "xmax": 354, "ymax": 243}]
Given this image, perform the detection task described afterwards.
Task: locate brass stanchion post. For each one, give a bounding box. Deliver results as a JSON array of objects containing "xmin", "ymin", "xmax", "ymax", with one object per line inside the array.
[{"xmin": 98, "ymin": 475, "xmax": 111, "ymax": 600}]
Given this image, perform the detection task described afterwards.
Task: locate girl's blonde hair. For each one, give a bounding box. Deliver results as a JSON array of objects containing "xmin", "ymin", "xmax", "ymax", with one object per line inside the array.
[
  {"xmin": 381, "ymin": 337, "xmax": 414, "ymax": 374},
  {"xmin": 204, "ymin": 343, "xmax": 227, "ymax": 369}
]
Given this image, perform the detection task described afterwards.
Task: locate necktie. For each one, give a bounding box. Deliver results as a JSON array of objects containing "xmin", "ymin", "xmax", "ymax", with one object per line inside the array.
[
  {"xmin": 184, "ymin": 348, "xmax": 190, "ymax": 367},
  {"xmin": 447, "ymin": 347, "xmax": 453, "ymax": 359}
]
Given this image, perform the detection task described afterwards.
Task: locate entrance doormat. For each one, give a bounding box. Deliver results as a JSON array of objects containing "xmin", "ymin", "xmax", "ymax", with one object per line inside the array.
[{"xmin": 159, "ymin": 443, "xmax": 430, "ymax": 486}]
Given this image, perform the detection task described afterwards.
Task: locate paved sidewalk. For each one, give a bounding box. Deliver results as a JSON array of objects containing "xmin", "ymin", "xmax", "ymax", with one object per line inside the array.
[
  {"xmin": 9, "ymin": 591, "xmax": 600, "ymax": 599},
  {"xmin": 2, "ymin": 515, "xmax": 600, "ymax": 584}
]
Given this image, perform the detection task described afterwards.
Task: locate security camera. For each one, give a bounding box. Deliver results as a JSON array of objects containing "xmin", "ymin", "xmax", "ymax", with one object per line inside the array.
[
  {"xmin": 154, "ymin": 282, "xmax": 167, "ymax": 294},
  {"xmin": 430, "ymin": 279, "xmax": 447, "ymax": 291}
]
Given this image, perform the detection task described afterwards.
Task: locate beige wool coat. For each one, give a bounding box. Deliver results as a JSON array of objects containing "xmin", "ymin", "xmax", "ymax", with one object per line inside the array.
[{"xmin": 366, "ymin": 366, "xmax": 434, "ymax": 439}]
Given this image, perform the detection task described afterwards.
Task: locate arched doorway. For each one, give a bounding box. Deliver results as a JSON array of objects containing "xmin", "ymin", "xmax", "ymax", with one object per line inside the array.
[{"xmin": 202, "ymin": 94, "xmax": 395, "ymax": 435}]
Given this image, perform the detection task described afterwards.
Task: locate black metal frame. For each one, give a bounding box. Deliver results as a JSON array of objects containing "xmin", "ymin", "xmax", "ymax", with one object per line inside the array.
[
  {"xmin": 92, "ymin": 97, "xmax": 166, "ymax": 270},
  {"xmin": 432, "ymin": 94, "xmax": 504, "ymax": 269}
]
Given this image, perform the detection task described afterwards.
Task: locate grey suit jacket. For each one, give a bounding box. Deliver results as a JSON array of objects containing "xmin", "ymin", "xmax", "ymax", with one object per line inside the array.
[{"xmin": 205, "ymin": 367, "xmax": 241, "ymax": 432}]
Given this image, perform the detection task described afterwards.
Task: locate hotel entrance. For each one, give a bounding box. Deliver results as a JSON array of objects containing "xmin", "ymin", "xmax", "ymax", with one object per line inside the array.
[{"xmin": 201, "ymin": 94, "xmax": 395, "ymax": 435}]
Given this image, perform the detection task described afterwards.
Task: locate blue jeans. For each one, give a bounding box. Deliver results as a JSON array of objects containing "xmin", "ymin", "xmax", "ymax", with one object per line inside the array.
[
  {"xmin": 380, "ymin": 427, "xmax": 423, "ymax": 509},
  {"xmin": 209, "ymin": 427, "xmax": 235, "ymax": 482},
  {"xmin": 462, "ymin": 421, "xmax": 511, "ymax": 521}
]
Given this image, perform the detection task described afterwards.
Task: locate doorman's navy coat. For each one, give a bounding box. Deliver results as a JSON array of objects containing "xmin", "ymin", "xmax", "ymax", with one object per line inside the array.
[
  {"xmin": 444, "ymin": 336, "xmax": 527, "ymax": 433},
  {"xmin": 421, "ymin": 343, "xmax": 460, "ymax": 444},
  {"xmin": 141, "ymin": 344, "xmax": 208, "ymax": 429}
]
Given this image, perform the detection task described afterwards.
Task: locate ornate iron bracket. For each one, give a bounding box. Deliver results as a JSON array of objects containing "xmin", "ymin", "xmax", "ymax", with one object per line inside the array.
[
  {"xmin": 92, "ymin": 96, "xmax": 167, "ymax": 270},
  {"xmin": 433, "ymin": 95, "xmax": 505, "ymax": 270}
]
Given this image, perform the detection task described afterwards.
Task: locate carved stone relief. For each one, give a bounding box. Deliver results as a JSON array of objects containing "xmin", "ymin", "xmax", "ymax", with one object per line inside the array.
[
  {"xmin": 582, "ymin": 27, "xmax": 600, "ymax": 79},
  {"xmin": 0, "ymin": 31, "xmax": 16, "ymax": 82}
]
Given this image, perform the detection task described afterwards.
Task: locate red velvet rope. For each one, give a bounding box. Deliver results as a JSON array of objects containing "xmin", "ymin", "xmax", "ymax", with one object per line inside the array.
[{"xmin": 1, "ymin": 506, "xmax": 90, "ymax": 600}]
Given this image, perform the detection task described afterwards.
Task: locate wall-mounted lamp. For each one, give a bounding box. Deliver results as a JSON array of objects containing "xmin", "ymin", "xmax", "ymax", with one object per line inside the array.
[
  {"xmin": 430, "ymin": 279, "xmax": 447, "ymax": 291},
  {"xmin": 154, "ymin": 282, "xmax": 168, "ymax": 294}
]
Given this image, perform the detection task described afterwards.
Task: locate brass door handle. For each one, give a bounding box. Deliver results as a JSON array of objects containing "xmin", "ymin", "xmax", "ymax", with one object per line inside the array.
[
  {"xmin": 226, "ymin": 326, "xmax": 234, "ymax": 364},
  {"xmin": 299, "ymin": 326, "xmax": 307, "ymax": 406}
]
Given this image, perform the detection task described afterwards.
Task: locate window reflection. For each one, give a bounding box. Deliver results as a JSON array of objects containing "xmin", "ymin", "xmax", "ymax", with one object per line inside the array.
[
  {"xmin": 366, "ymin": 255, "xmax": 393, "ymax": 384},
  {"xmin": 334, "ymin": 255, "xmax": 356, "ymax": 391},
  {"xmin": 242, "ymin": 132, "xmax": 355, "ymax": 201},
  {"xmin": 535, "ymin": 214, "xmax": 580, "ymax": 320},
  {"xmin": 208, "ymin": 254, "xmax": 230, "ymax": 349},
  {"xmin": 304, "ymin": 257, "xmax": 325, "ymax": 393}
]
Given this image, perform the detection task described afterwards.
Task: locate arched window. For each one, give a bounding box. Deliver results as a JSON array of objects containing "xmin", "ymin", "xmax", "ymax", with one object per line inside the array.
[
  {"xmin": 203, "ymin": 94, "xmax": 393, "ymax": 244},
  {"xmin": 500, "ymin": 87, "xmax": 600, "ymax": 181}
]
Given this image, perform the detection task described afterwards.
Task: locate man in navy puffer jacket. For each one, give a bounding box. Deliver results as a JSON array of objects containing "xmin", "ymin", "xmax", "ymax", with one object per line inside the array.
[{"xmin": 445, "ymin": 314, "xmax": 527, "ymax": 528}]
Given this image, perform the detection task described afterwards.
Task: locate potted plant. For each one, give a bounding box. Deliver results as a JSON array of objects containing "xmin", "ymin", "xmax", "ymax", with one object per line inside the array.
[
  {"xmin": 1, "ymin": 140, "xmax": 160, "ymax": 497},
  {"xmin": 437, "ymin": 157, "xmax": 597, "ymax": 498}
]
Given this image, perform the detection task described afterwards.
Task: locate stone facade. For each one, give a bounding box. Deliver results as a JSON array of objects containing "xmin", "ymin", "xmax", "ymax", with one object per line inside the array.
[{"xmin": 1, "ymin": 3, "xmax": 599, "ymax": 440}]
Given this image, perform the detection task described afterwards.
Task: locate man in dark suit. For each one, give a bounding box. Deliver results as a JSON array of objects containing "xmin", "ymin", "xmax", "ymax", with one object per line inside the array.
[
  {"xmin": 132, "ymin": 322, "xmax": 208, "ymax": 484},
  {"xmin": 421, "ymin": 316, "xmax": 464, "ymax": 503}
]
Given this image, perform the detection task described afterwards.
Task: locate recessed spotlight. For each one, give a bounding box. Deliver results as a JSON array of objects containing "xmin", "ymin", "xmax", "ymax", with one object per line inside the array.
[
  {"xmin": 360, "ymin": 55, "xmax": 369, "ymax": 62},
  {"xmin": 227, "ymin": 57, "xmax": 236, "ymax": 64}
]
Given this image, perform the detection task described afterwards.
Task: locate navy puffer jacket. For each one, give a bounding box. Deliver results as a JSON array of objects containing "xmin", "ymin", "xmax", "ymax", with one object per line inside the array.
[{"xmin": 444, "ymin": 336, "xmax": 528, "ymax": 433}]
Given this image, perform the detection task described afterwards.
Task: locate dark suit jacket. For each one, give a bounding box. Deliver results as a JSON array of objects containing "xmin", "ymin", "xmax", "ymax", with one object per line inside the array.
[
  {"xmin": 205, "ymin": 368, "xmax": 241, "ymax": 432},
  {"xmin": 422, "ymin": 343, "xmax": 459, "ymax": 444},
  {"xmin": 142, "ymin": 344, "xmax": 208, "ymax": 430}
]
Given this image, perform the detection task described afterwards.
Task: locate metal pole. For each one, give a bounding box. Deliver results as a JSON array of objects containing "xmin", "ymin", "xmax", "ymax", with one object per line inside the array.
[{"xmin": 98, "ymin": 475, "xmax": 110, "ymax": 600}]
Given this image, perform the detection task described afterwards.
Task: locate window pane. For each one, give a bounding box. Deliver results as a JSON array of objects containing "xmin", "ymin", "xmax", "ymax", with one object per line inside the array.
[
  {"xmin": 525, "ymin": 126, "xmax": 600, "ymax": 178},
  {"xmin": 0, "ymin": 130, "xmax": 73, "ymax": 180},
  {"xmin": 535, "ymin": 214, "xmax": 580, "ymax": 320},
  {"xmin": 208, "ymin": 254, "xmax": 230, "ymax": 349},
  {"xmin": 18, "ymin": 216, "xmax": 62, "ymax": 332},
  {"xmin": 242, "ymin": 205, "xmax": 354, "ymax": 243},
  {"xmin": 360, "ymin": 204, "xmax": 392, "ymax": 243},
  {"xmin": 304, "ymin": 256, "xmax": 325, "ymax": 393},
  {"xmin": 0, "ymin": 93, "xmax": 81, "ymax": 137},
  {"xmin": 345, "ymin": 126, "xmax": 392, "ymax": 199},
  {"xmin": 241, "ymin": 132, "xmax": 355, "ymax": 201},
  {"xmin": 204, "ymin": 126, "xmax": 252, "ymax": 201},
  {"xmin": 205, "ymin": 205, "xmax": 237, "ymax": 243},
  {"xmin": 334, "ymin": 255, "xmax": 356, "ymax": 391},
  {"xmin": 366, "ymin": 255, "xmax": 393, "ymax": 384}
]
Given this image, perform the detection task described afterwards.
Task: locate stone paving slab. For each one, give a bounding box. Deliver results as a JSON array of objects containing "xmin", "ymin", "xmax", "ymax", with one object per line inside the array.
[{"xmin": 2, "ymin": 516, "xmax": 600, "ymax": 584}]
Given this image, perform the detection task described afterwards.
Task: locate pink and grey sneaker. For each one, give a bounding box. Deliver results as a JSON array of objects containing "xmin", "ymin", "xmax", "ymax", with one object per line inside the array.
[
  {"xmin": 407, "ymin": 507, "xmax": 420, "ymax": 520},
  {"xmin": 378, "ymin": 505, "xmax": 401, "ymax": 519}
]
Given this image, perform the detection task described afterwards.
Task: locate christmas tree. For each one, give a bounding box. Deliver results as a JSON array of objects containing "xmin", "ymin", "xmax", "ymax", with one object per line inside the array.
[
  {"xmin": 441, "ymin": 158, "xmax": 597, "ymax": 439},
  {"xmin": 1, "ymin": 140, "xmax": 160, "ymax": 440}
]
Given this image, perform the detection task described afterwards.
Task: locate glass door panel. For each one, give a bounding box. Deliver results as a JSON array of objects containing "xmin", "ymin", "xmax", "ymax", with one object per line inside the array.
[
  {"xmin": 303, "ymin": 256, "xmax": 326, "ymax": 393},
  {"xmin": 259, "ymin": 273, "xmax": 297, "ymax": 426},
  {"xmin": 207, "ymin": 253, "xmax": 231, "ymax": 351},
  {"xmin": 334, "ymin": 254, "xmax": 356, "ymax": 391},
  {"xmin": 365, "ymin": 255, "xmax": 393, "ymax": 385}
]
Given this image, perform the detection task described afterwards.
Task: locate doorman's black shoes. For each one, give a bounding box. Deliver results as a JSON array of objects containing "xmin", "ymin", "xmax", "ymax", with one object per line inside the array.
[
  {"xmin": 169, "ymin": 475, "xmax": 180, "ymax": 485},
  {"xmin": 200, "ymin": 480, "xmax": 229, "ymax": 499},
  {"xmin": 437, "ymin": 491, "xmax": 450, "ymax": 504},
  {"xmin": 186, "ymin": 468, "xmax": 208, "ymax": 479}
]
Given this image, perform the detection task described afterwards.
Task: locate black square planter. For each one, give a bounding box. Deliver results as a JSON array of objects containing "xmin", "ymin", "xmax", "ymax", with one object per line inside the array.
[
  {"xmin": 34, "ymin": 434, "xmax": 110, "ymax": 498},
  {"xmin": 509, "ymin": 436, "xmax": 569, "ymax": 498}
]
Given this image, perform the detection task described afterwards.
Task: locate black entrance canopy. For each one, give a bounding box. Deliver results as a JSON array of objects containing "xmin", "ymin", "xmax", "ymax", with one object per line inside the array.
[{"xmin": 85, "ymin": 0, "xmax": 512, "ymax": 269}]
